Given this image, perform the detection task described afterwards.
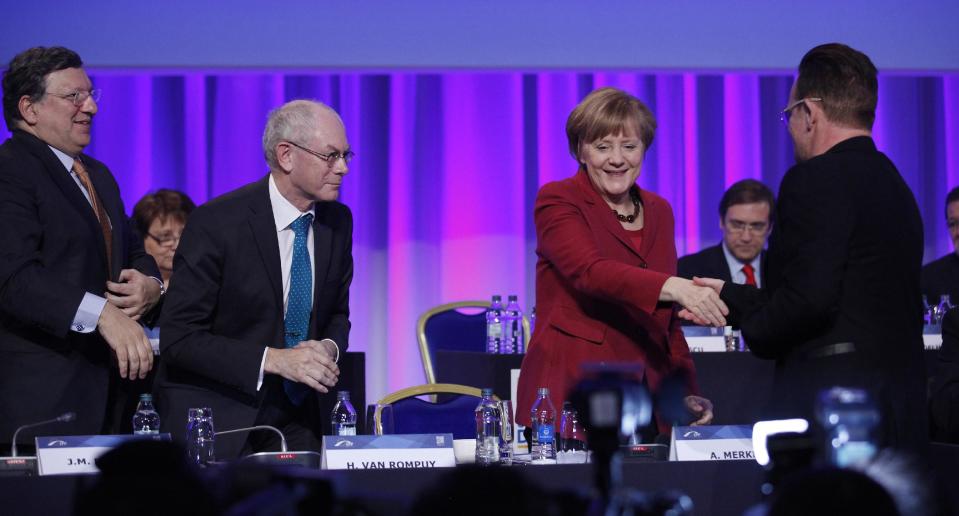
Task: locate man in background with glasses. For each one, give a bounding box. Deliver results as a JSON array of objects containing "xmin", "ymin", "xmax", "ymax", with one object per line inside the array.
[
  {"xmin": 0, "ymin": 47, "xmax": 162, "ymax": 449},
  {"xmin": 685, "ymin": 43, "xmax": 927, "ymax": 454},
  {"xmin": 679, "ymin": 179, "xmax": 775, "ymax": 289},
  {"xmin": 157, "ymin": 100, "xmax": 353, "ymax": 458}
]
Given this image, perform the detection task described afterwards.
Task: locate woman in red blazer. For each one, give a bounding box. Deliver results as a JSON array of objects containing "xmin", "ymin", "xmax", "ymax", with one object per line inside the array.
[{"xmin": 516, "ymin": 88, "xmax": 725, "ymax": 436}]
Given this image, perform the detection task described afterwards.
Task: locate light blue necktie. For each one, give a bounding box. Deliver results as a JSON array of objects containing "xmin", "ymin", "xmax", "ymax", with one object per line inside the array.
[{"xmin": 283, "ymin": 213, "xmax": 313, "ymax": 405}]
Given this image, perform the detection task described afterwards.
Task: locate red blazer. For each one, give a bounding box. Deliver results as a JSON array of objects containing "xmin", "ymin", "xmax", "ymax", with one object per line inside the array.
[{"xmin": 516, "ymin": 171, "xmax": 700, "ymax": 432}]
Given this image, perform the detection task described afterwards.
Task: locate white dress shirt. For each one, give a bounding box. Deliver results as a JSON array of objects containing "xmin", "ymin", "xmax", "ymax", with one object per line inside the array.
[{"xmin": 257, "ymin": 175, "xmax": 339, "ymax": 389}]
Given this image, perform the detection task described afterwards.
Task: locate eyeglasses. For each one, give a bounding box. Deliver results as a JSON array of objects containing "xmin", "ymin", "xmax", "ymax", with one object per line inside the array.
[
  {"xmin": 779, "ymin": 97, "xmax": 822, "ymax": 126},
  {"xmin": 47, "ymin": 89, "xmax": 102, "ymax": 107},
  {"xmin": 948, "ymin": 219, "xmax": 959, "ymax": 230},
  {"xmin": 725, "ymin": 220, "xmax": 769, "ymax": 235},
  {"xmin": 284, "ymin": 140, "xmax": 354, "ymax": 168},
  {"xmin": 147, "ymin": 232, "xmax": 181, "ymax": 246}
]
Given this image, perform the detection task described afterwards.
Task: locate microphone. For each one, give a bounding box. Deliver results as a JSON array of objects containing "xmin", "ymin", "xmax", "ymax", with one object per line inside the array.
[
  {"xmin": 1, "ymin": 411, "xmax": 75, "ymax": 477},
  {"xmin": 214, "ymin": 424, "xmax": 321, "ymax": 469},
  {"xmin": 215, "ymin": 425, "xmax": 288, "ymax": 452},
  {"xmin": 11, "ymin": 412, "xmax": 76, "ymax": 457}
]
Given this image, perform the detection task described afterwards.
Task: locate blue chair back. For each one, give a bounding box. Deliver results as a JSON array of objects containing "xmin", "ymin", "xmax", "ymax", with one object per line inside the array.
[
  {"xmin": 374, "ymin": 383, "xmax": 490, "ymax": 439},
  {"xmin": 417, "ymin": 301, "xmax": 489, "ymax": 383}
]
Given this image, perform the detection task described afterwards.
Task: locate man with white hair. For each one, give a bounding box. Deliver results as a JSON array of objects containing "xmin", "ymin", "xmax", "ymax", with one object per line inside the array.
[{"xmin": 157, "ymin": 100, "xmax": 354, "ymax": 458}]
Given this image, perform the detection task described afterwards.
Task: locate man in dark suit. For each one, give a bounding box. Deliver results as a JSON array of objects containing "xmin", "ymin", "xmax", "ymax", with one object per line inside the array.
[
  {"xmin": 0, "ymin": 47, "xmax": 161, "ymax": 446},
  {"xmin": 678, "ymin": 179, "xmax": 774, "ymax": 288},
  {"xmin": 157, "ymin": 100, "xmax": 352, "ymax": 458},
  {"xmin": 921, "ymin": 186, "xmax": 959, "ymax": 306},
  {"xmin": 930, "ymin": 307, "xmax": 959, "ymax": 443},
  {"xmin": 686, "ymin": 43, "xmax": 927, "ymax": 453}
]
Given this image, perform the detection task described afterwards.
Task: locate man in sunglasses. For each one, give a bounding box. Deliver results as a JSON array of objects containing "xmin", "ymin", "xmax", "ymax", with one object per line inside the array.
[
  {"xmin": 157, "ymin": 100, "xmax": 353, "ymax": 458},
  {"xmin": 686, "ymin": 43, "xmax": 927, "ymax": 454},
  {"xmin": 0, "ymin": 47, "xmax": 162, "ymax": 449}
]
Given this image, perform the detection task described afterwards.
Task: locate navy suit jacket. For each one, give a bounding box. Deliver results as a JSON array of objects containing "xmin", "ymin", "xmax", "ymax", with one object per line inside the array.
[
  {"xmin": 0, "ymin": 130, "xmax": 158, "ymax": 441},
  {"xmin": 678, "ymin": 244, "xmax": 733, "ymax": 283},
  {"xmin": 677, "ymin": 243, "xmax": 766, "ymax": 287},
  {"xmin": 157, "ymin": 175, "xmax": 352, "ymax": 458}
]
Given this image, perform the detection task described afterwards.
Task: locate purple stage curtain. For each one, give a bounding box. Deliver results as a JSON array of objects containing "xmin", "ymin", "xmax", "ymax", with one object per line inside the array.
[{"xmin": 3, "ymin": 71, "xmax": 957, "ymax": 400}]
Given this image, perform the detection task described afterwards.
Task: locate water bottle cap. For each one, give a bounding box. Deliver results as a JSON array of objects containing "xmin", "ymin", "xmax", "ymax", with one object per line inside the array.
[
  {"xmin": 337, "ymin": 391, "xmax": 351, "ymax": 400},
  {"xmin": 481, "ymin": 388, "xmax": 494, "ymax": 397},
  {"xmin": 508, "ymin": 294, "xmax": 518, "ymax": 301},
  {"xmin": 491, "ymin": 295, "xmax": 502, "ymax": 302},
  {"xmin": 537, "ymin": 387, "xmax": 549, "ymax": 396},
  {"xmin": 139, "ymin": 393, "xmax": 153, "ymax": 401}
]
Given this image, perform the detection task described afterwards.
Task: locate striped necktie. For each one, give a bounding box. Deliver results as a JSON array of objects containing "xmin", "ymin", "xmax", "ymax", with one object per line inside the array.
[{"xmin": 73, "ymin": 159, "xmax": 112, "ymax": 278}]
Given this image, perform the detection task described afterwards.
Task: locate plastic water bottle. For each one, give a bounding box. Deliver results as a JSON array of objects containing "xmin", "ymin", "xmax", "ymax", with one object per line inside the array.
[
  {"xmin": 530, "ymin": 387, "xmax": 557, "ymax": 462},
  {"xmin": 530, "ymin": 306, "xmax": 536, "ymax": 335},
  {"xmin": 331, "ymin": 391, "xmax": 358, "ymax": 436},
  {"xmin": 132, "ymin": 393, "xmax": 160, "ymax": 435},
  {"xmin": 474, "ymin": 388, "xmax": 501, "ymax": 465},
  {"xmin": 501, "ymin": 295, "xmax": 524, "ymax": 354},
  {"xmin": 816, "ymin": 387, "xmax": 879, "ymax": 468},
  {"xmin": 186, "ymin": 407, "xmax": 215, "ymax": 466},
  {"xmin": 486, "ymin": 295, "xmax": 505, "ymax": 354},
  {"xmin": 559, "ymin": 402, "xmax": 587, "ymax": 452}
]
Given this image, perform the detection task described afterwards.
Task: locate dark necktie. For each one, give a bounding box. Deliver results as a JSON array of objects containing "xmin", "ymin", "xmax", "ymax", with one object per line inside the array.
[
  {"xmin": 742, "ymin": 263, "xmax": 757, "ymax": 287},
  {"xmin": 73, "ymin": 159, "xmax": 112, "ymax": 278},
  {"xmin": 283, "ymin": 213, "xmax": 314, "ymax": 405}
]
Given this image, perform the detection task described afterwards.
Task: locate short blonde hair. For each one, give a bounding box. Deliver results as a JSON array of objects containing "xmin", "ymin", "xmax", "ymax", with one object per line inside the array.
[{"xmin": 565, "ymin": 87, "xmax": 657, "ymax": 164}]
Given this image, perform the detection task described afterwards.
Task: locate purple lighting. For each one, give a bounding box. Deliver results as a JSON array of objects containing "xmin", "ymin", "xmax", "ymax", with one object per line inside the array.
[{"xmin": 1, "ymin": 69, "xmax": 956, "ymax": 401}]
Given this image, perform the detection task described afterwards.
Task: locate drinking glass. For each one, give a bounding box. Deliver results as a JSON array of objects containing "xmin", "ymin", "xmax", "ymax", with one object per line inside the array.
[
  {"xmin": 364, "ymin": 403, "xmax": 394, "ymax": 435},
  {"xmin": 499, "ymin": 400, "xmax": 515, "ymax": 465},
  {"xmin": 186, "ymin": 407, "xmax": 215, "ymax": 466}
]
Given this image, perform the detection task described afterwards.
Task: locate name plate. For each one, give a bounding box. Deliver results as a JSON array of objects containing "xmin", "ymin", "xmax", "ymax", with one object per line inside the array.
[
  {"xmin": 321, "ymin": 433, "xmax": 456, "ymax": 470},
  {"xmin": 36, "ymin": 433, "xmax": 172, "ymax": 475},
  {"xmin": 923, "ymin": 333, "xmax": 941, "ymax": 350},
  {"xmin": 684, "ymin": 336, "xmax": 727, "ymax": 353},
  {"xmin": 681, "ymin": 326, "xmax": 726, "ymax": 352},
  {"xmin": 669, "ymin": 425, "xmax": 753, "ymax": 461}
]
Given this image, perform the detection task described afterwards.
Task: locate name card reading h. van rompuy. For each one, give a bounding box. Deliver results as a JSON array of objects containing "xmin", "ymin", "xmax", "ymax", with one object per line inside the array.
[
  {"xmin": 669, "ymin": 425, "xmax": 754, "ymax": 461},
  {"xmin": 321, "ymin": 434, "xmax": 456, "ymax": 470},
  {"xmin": 36, "ymin": 434, "xmax": 172, "ymax": 475}
]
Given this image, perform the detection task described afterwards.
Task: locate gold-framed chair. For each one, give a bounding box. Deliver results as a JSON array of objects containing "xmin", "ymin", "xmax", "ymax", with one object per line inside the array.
[
  {"xmin": 372, "ymin": 383, "xmax": 498, "ymax": 438},
  {"xmin": 417, "ymin": 300, "xmax": 531, "ymax": 384}
]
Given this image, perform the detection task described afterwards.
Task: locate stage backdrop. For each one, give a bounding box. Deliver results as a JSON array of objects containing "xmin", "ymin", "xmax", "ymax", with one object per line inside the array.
[{"xmin": 2, "ymin": 71, "xmax": 957, "ymax": 401}]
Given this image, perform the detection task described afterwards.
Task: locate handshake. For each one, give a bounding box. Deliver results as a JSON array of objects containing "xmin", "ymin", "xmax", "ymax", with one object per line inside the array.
[{"xmin": 662, "ymin": 276, "xmax": 728, "ymax": 327}]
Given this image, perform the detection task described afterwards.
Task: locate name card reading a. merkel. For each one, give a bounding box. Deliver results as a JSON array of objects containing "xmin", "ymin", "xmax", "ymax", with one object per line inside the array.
[
  {"xmin": 321, "ymin": 434, "xmax": 456, "ymax": 470},
  {"xmin": 669, "ymin": 425, "xmax": 753, "ymax": 461},
  {"xmin": 36, "ymin": 433, "xmax": 172, "ymax": 475}
]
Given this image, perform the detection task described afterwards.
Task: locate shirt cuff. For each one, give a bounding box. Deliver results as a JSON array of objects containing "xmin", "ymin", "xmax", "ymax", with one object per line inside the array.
[
  {"xmin": 320, "ymin": 338, "xmax": 340, "ymax": 363},
  {"xmin": 71, "ymin": 293, "xmax": 107, "ymax": 333},
  {"xmin": 256, "ymin": 348, "xmax": 268, "ymax": 391}
]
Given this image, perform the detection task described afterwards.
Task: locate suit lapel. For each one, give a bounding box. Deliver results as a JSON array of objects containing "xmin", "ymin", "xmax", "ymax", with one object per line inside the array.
[
  {"xmin": 15, "ymin": 132, "xmax": 106, "ymax": 264},
  {"xmin": 711, "ymin": 245, "xmax": 734, "ymax": 283},
  {"xmin": 309, "ymin": 204, "xmax": 333, "ymax": 334},
  {"xmin": 574, "ymin": 171, "xmax": 645, "ymax": 262},
  {"xmin": 248, "ymin": 177, "xmax": 284, "ymax": 310}
]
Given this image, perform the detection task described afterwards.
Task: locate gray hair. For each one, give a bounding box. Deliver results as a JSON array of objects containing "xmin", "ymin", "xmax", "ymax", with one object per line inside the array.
[{"xmin": 262, "ymin": 99, "xmax": 341, "ymax": 170}]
